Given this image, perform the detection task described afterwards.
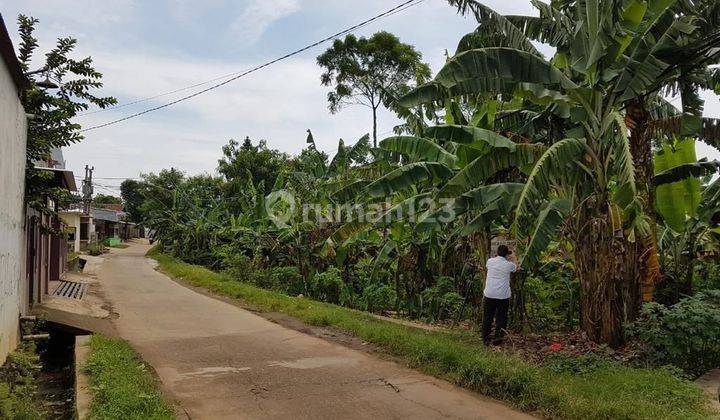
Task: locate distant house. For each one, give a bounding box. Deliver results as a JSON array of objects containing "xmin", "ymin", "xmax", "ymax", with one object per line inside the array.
[
  {"xmin": 0, "ymin": 13, "xmax": 29, "ymax": 362},
  {"xmin": 91, "ymin": 205, "xmax": 140, "ymax": 243},
  {"xmin": 91, "ymin": 207, "xmax": 123, "ymax": 240}
]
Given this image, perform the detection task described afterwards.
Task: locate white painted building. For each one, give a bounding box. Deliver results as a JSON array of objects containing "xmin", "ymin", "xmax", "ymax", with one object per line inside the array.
[
  {"xmin": 0, "ymin": 15, "xmax": 29, "ymax": 362},
  {"xmin": 59, "ymin": 210, "xmax": 83, "ymax": 253}
]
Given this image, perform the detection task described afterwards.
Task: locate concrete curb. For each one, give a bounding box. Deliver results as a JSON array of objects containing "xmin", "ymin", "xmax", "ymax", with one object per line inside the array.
[{"xmin": 74, "ymin": 335, "xmax": 92, "ymax": 420}]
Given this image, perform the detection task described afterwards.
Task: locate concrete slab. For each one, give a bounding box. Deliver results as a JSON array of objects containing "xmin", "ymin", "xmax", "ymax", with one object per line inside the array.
[{"xmin": 74, "ymin": 335, "xmax": 92, "ymax": 420}]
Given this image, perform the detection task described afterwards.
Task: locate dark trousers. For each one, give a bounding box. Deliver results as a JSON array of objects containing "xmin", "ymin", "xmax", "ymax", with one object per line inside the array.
[{"xmin": 482, "ymin": 297, "xmax": 509, "ymax": 344}]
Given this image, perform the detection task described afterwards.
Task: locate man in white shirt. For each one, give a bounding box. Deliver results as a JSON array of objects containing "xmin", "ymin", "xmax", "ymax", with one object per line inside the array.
[{"xmin": 482, "ymin": 245, "xmax": 517, "ymax": 345}]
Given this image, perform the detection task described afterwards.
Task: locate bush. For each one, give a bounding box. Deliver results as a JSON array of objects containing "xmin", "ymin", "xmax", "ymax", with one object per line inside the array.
[
  {"xmin": 627, "ymin": 290, "xmax": 720, "ymax": 376},
  {"xmin": 361, "ymin": 283, "xmax": 396, "ymax": 313},
  {"xmin": 694, "ymin": 261, "xmax": 720, "ymax": 293},
  {"xmin": 311, "ymin": 267, "xmax": 343, "ymax": 303},
  {"xmin": 87, "ymin": 243, "xmax": 104, "ymax": 256},
  {"xmin": 269, "ymin": 266, "xmax": 305, "ymax": 295},
  {"xmin": 420, "ymin": 277, "xmax": 465, "ymax": 321},
  {"xmin": 219, "ymin": 249, "xmax": 253, "ymax": 280}
]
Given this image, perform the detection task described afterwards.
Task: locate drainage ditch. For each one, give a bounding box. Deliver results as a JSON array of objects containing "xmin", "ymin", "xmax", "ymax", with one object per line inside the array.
[{"xmin": 36, "ymin": 326, "xmax": 78, "ymax": 419}]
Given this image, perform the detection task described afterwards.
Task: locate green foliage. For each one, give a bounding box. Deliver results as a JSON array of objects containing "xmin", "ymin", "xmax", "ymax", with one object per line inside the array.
[
  {"xmin": 93, "ymin": 194, "xmax": 122, "ymax": 205},
  {"xmin": 17, "ymin": 15, "xmax": 115, "ymax": 213},
  {"xmin": 0, "ymin": 344, "xmax": 43, "ymax": 419},
  {"xmin": 524, "ymin": 257, "xmax": 579, "ymax": 332},
  {"xmin": 317, "ymin": 31, "xmax": 431, "ymax": 145},
  {"xmin": 85, "ymin": 335, "xmax": 174, "ymax": 419},
  {"xmin": 151, "ymin": 252, "xmax": 715, "ymax": 420},
  {"xmin": 654, "ymin": 139, "xmax": 702, "ymax": 231},
  {"xmin": 361, "ymin": 283, "xmax": 397, "ymax": 313},
  {"xmin": 217, "ymin": 137, "xmax": 291, "ymax": 195},
  {"xmin": 544, "ymin": 353, "xmax": 616, "ymax": 376},
  {"xmin": 311, "ymin": 268, "xmax": 343, "ymax": 304},
  {"xmin": 694, "ymin": 262, "xmax": 720, "ymax": 293},
  {"xmin": 420, "ymin": 277, "xmax": 465, "ymax": 321},
  {"xmin": 627, "ymin": 290, "xmax": 720, "ymax": 376},
  {"xmin": 120, "ymin": 180, "xmax": 146, "ymax": 224},
  {"xmin": 87, "ymin": 243, "xmax": 104, "ymax": 256}
]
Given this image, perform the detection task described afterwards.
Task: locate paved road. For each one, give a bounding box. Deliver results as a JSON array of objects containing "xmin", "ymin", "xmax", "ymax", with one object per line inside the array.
[{"xmin": 98, "ymin": 241, "xmax": 533, "ymax": 420}]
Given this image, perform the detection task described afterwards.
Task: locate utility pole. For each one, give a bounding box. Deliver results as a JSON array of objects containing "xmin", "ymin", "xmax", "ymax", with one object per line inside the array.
[{"xmin": 81, "ymin": 165, "xmax": 94, "ymax": 214}]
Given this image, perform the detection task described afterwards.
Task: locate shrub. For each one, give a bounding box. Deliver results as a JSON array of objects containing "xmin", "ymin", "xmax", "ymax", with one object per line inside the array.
[
  {"xmin": 219, "ymin": 249, "xmax": 253, "ymax": 280},
  {"xmin": 311, "ymin": 267, "xmax": 343, "ymax": 303},
  {"xmin": 87, "ymin": 243, "xmax": 104, "ymax": 256},
  {"xmin": 361, "ymin": 283, "xmax": 396, "ymax": 313},
  {"xmin": 269, "ymin": 266, "xmax": 305, "ymax": 295},
  {"xmin": 627, "ymin": 290, "xmax": 720, "ymax": 376},
  {"xmin": 420, "ymin": 277, "xmax": 465, "ymax": 321}
]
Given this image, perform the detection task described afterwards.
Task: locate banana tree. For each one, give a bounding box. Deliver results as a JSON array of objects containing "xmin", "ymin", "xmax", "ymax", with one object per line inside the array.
[
  {"xmin": 397, "ymin": 0, "xmax": 720, "ymax": 346},
  {"xmin": 496, "ymin": 0, "xmax": 720, "ymax": 304},
  {"xmin": 657, "ymin": 175, "xmax": 720, "ymax": 303}
]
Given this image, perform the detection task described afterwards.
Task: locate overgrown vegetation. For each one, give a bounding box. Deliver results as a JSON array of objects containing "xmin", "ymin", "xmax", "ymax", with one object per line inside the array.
[
  {"xmin": 0, "ymin": 344, "xmax": 43, "ymax": 419},
  {"xmin": 122, "ymin": 1, "xmax": 720, "ymax": 388},
  {"xmin": 627, "ymin": 290, "xmax": 720, "ymax": 376},
  {"xmin": 84, "ymin": 335, "xmax": 174, "ymax": 420},
  {"xmin": 150, "ymin": 251, "xmax": 714, "ymax": 419}
]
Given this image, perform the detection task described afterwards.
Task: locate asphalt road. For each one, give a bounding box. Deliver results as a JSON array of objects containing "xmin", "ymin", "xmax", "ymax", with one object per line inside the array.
[{"xmin": 98, "ymin": 241, "xmax": 534, "ymax": 419}]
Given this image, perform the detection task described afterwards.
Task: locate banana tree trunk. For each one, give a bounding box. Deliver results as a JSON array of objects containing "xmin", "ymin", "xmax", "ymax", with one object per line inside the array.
[
  {"xmin": 576, "ymin": 212, "xmax": 639, "ymax": 348},
  {"xmin": 626, "ymin": 99, "xmax": 661, "ymax": 307}
]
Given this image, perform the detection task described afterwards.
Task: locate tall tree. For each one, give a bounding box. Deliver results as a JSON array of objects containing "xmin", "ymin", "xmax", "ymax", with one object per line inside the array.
[
  {"xmin": 17, "ymin": 15, "xmax": 115, "ymax": 212},
  {"xmin": 217, "ymin": 137, "xmax": 290, "ymax": 195},
  {"xmin": 317, "ymin": 31, "xmax": 431, "ymax": 147},
  {"xmin": 120, "ymin": 179, "xmax": 147, "ymax": 223}
]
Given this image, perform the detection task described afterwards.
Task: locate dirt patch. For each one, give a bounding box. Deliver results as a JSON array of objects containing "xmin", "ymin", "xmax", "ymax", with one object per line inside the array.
[{"xmin": 498, "ymin": 330, "xmax": 645, "ymax": 365}]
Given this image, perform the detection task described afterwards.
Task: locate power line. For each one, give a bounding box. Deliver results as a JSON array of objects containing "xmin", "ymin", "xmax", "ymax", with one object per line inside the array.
[
  {"xmin": 76, "ymin": 68, "xmax": 251, "ymax": 117},
  {"xmin": 79, "ymin": 0, "xmax": 425, "ymax": 133}
]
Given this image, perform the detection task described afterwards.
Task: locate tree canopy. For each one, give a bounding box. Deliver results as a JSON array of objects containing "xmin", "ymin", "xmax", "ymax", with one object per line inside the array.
[
  {"xmin": 217, "ymin": 137, "xmax": 290, "ymax": 195},
  {"xmin": 317, "ymin": 31, "xmax": 431, "ymax": 147},
  {"xmin": 17, "ymin": 15, "xmax": 115, "ymax": 212},
  {"xmin": 93, "ymin": 194, "xmax": 122, "ymax": 205}
]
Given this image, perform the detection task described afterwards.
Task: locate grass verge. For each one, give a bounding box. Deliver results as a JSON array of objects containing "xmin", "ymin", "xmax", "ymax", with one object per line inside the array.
[
  {"xmin": 0, "ymin": 343, "xmax": 43, "ymax": 418},
  {"xmin": 150, "ymin": 249, "xmax": 715, "ymax": 419},
  {"xmin": 84, "ymin": 335, "xmax": 174, "ymax": 419}
]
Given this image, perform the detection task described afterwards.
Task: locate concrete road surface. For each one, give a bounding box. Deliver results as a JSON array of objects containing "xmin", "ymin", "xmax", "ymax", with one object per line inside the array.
[{"xmin": 97, "ymin": 241, "xmax": 534, "ymax": 419}]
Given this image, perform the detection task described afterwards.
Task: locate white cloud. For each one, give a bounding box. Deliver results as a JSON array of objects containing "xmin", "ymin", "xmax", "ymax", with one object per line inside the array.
[{"xmin": 229, "ymin": 0, "xmax": 300, "ymax": 46}]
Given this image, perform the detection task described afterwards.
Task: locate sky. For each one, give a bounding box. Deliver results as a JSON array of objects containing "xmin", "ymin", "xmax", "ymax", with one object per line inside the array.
[{"xmin": 2, "ymin": 0, "xmax": 719, "ymax": 196}]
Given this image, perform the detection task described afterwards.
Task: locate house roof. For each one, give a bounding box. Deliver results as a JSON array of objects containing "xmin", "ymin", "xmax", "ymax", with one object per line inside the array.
[
  {"xmin": 35, "ymin": 166, "xmax": 78, "ymax": 191},
  {"xmin": 0, "ymin": 14, "xmax": 29, "ymax": 92},
  {"xmin": 91, "ymin": 207, "xmax": 126, "ymax": 222}
]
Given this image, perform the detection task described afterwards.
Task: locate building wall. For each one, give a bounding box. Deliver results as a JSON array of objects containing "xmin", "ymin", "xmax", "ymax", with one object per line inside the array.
[
  {"xmin": 59, "ymin": 212, "xmax": 82, "ymax": 252},
  {"xmin": 0, "ymin": 58, "xmax": 27, "ymax": 363}
]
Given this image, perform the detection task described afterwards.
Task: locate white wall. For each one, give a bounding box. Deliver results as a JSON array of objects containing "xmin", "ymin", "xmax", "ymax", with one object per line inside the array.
[
  {"xmin": 60, "ymin": 212, "xmax": 82, "ymax": 252},
  {"xmin": 0, "ymin": 58, "xmax": 27, "ymax": 363}
]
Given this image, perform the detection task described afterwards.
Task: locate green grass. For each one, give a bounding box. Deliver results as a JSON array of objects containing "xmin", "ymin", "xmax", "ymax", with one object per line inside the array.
[
  {"xmin": 0, "ymin": 343, "xmax": 43, "ymax": 418},
  {"xmin": 149, "ymin": 250, "xmax": 716, "ymax": 420},
  {"xmin": 84, "ymin": 335, "xmax": 174, "ymax": 420}
]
